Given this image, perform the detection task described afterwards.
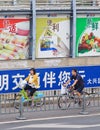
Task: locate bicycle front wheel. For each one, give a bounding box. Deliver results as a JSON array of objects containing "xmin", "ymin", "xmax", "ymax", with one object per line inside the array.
[{"xmin": 58, "ymin": 95, "xmax": 71, "ymax": 110}]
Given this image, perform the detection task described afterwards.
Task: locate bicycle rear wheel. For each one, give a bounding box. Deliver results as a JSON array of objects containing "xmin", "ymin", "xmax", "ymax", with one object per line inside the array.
[
  {"xmin": 58, "ymin": 95, "xmax": 71, "ymax": 110},
  {"xmin": 14, "ymin": 101, "xmax": 20, "ymax": 109},
  {"xmin": 35, "ymin": 97, "xmax": 45, "ymax": 107},
  {"xmin": 14, "ymin": 94, "xmax": 21, "ymax": 109}
]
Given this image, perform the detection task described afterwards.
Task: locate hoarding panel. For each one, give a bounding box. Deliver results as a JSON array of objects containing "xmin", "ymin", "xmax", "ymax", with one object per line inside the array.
[
  {"xmin": 76, "ymin": 14, "xmax": 100, "ymax": 57},
  {"xmin": 0, "ymin": 15, "xmax": 30, "ymax": 60},
  {"xmin": 36, "ymin": 15, "xmax": 70, "ymax": 58}
]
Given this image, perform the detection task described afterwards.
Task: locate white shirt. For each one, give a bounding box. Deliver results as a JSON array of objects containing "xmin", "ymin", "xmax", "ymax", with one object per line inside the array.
[{"xmin": 29, "ymin": 75, "xmax": 33, "ymax": 84}]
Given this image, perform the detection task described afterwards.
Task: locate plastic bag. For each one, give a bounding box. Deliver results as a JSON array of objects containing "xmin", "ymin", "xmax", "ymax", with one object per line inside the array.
[
  {"xmin": 19, "ymin": 80, "xmax": 27, "ymax": 89},
  {"xmin": 61, "ymin": 85, "xmax": 66, "ymax": 95}
]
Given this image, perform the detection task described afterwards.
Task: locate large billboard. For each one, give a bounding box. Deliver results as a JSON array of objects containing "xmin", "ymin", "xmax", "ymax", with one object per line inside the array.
[
  {"xmin": 36, "ymin": 15, "xmax": 70, "ymax": 58},
  {"xmin": 0, "ymin": 66, "xmax": 100, "ymax": 94},
  {"xmin": 0, "ymin": 15, "xmax": 30, "ymax": 60},
  {"xmin": 76, "ymin": 14, "xmax": 100, "ymax": 57}
]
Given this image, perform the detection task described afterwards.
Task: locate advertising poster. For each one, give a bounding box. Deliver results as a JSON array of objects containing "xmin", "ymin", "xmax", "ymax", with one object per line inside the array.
[
  {"xmin": 0, "ymin": 15, "xmax": 30, "ymax": 60},
  {"xmin": 36, "ymin": 16, "xmax": 70, "ymax": 58},
  {"xmin": 76, "ymin": 14, "xmax": 100, "ymax": 57}
]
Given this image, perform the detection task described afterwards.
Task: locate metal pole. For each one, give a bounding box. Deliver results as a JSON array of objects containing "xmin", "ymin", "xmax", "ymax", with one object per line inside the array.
[
  {"xmin": 31, "ymin": 0, "xmax": 36, "ymax": 60},
  {"xmin": 80, "ymin": 92, "xmax": 88, "ymax": 115},
  {"xmin": 16, "ymin": 97, "xmax": 26, "ymax": 120},
  {"xmin": 72, "ymin": 0, "xmax": 76, "ymax": 58},
  {"xmin": 0, "ymin": 95, "xmax": 1, "ymax": 114}
]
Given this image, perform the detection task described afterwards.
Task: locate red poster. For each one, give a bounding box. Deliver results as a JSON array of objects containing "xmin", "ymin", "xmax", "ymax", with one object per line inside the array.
[{"xmin": 0, "ymin": 16, "xmax": 30, "ymax": 60}]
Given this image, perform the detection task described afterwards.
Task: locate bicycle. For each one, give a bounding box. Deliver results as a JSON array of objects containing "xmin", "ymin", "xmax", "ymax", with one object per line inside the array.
[
  {"xmin": 58, "ymin": 86, "xmax": 91, "ymax": 110},
  {"xmin": 14, "ymin": 89, "xmax": 45, "ymax": 109}
]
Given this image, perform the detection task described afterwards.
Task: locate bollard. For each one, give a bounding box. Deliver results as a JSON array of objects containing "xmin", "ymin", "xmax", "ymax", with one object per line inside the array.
[
  {"xmin": 79, "ymin": 92, "xmax": 88, "ymax": 115},
  {"xmin": 16, "ymin": 96, "xmax": 26, "ymax": 120},
  {"xmin": 0, "ymin": 95, "xmax": 1, "ymax": 114}
]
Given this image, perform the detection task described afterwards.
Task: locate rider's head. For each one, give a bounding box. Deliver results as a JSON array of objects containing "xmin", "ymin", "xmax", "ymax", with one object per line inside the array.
[
  {"xmin": 72, "ymin": 69, "xmax": 77, "ymax": 76},
  {"xmin": 30, "ymin": 68, "xmax": 36, "ymax": 75}
]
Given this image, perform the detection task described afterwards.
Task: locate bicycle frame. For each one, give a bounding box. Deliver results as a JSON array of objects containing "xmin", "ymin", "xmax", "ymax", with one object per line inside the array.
[
  {"xmin": 58, "ymin": 86, "xmax": 91, "ymax": 110},
  {"xmin": 16, "ymin": 89, "xmax": 44, "ymax": 103}
]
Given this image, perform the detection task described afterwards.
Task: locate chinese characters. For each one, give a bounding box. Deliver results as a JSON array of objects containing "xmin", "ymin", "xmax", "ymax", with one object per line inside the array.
[
  {"xmin": 12, "ymin": 73, "xmax": 25, "ymax": 90},
  {"xmin": 0, "ymin": 75, "xmax": 9, "ymax": 91},
  {"xmin": 86, "ymin": 17, "xmax": 98, "ymax": 30},
  {"xmin": 3, "ymin": 20, "xmax": 16, "ymax": 33},
  {"xmin": 0, "ymin": 68, "xmax": 100, "ymax": 93},
  {"xmin": 47, "ymin": 20, "xmax": 59, "ymax": 32}
]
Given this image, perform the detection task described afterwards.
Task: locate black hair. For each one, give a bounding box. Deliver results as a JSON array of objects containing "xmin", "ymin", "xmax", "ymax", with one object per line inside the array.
[
  {"xmin": 30, "ymin": 68, "xmax": 36, "ymax": 74},
  {"xmin": 72, "ymin": 69, "xmax": 77, "ymax": 73}
]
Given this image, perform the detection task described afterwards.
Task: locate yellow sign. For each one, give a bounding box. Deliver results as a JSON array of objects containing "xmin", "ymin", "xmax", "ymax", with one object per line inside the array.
[{"xmin": 36, "ymin": 17, "xmax": 70, "ymax": 58}]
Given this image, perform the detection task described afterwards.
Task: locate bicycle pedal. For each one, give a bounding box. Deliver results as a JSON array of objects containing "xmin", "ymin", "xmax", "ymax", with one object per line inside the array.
[{"xmin": 74, "ymin": 100, "xmax": 78, "ymax": 104}]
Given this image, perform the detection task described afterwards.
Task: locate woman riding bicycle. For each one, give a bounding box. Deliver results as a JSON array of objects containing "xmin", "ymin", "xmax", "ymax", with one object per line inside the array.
[
  {"xmin": 63, "ymin": 69, "xmax": 85, "ymax": 105},
  {"xmin": 24, "ymin": 68, "xmax": 39, "ymax": 107}
]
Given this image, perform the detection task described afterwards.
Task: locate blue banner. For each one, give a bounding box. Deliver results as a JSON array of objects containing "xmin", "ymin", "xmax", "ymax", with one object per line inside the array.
[{"xmin": 0, "ymin": 66, "xmax": 100, "ymax": 94}]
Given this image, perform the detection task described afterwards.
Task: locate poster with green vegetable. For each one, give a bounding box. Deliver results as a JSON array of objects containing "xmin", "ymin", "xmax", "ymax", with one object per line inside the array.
[
  {"xmin": 36, "ymin": 16, "xmax": 70, "ymax": 58},
  {"xmin": 76, "ymin": 15, "xmax": 100, "ymax": 57}
]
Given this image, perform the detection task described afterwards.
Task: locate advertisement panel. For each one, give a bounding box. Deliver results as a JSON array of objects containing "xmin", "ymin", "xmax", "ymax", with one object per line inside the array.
[
  {"xmin": 0, "ymin": 66, "xmax": 100, "ymax": 94},
  {"xmin": 0, "ymin": 15, "xmax": 30, "ymax": 60},
  {"xmin": 36, "ymin": 15, "xmax": 70, "ymax": 58},
  {"xmin": 76, "ymin": 14, "xmax": 100, "ymax": 57}
]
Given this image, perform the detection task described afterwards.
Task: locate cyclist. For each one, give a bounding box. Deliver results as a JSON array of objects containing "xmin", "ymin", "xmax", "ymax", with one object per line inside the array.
[
  {"xmin": 24, "ymin": 68, "xmax": 39, "ymax": 107},
  {"xmin": 63, "ymin": 69, "xmax": 84, "ymax": 105}
]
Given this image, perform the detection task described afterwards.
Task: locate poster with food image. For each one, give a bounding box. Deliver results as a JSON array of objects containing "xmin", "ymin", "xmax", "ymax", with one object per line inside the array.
[
  {"xmin": 36, "ymin": 16, "xmax": 70, "ymax": 58},
  {"xmin": 76, "ymin": 15, "xmax": 100, "ymax": 57},
  {"xmin": 0, "ymin": 16, "xmax": 30, "ymax": 60}
]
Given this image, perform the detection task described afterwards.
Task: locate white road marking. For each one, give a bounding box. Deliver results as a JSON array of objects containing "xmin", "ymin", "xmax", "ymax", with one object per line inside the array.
[
  {"xmin": 8, "ymin": 123, "xmax": 100, "ymax": 130},
  {"xmin": 0, "ymin": 113, "xmax": 100, "ymax": 125}
]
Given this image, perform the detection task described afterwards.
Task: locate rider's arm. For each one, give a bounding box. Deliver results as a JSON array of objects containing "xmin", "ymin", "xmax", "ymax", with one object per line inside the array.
[
  {"xmin": 33, "ymin": 74, "xmax": 39, "ymax": 86},
  {"xmin": 25, "ymin": 75, "xmax": 30, "ymax": 82},
  {"xmin": 72, "ymin": 79, "xmax": 78, "ymax": 87},
  {"xmin": 72, "ymin": 74, "xmax": 82, "ymax": 87},
  {"xmin": 63, "ymin": 79, "xmax": 71, "ymax": 87},
  {"xmin": 64, "ymin": 75, "xmax": 74, "ymax": 87}
]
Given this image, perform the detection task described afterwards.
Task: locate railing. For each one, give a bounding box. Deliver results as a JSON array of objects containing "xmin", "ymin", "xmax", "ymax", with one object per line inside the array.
[
  {"xmin": 36, "ymin": 0, "xmax": 71, "ymax": 10},
  {"xmin": 0, "ymin": 88, "xmax": 100, "ymax": 115},
  {"xmin": 0, "ymin": 0, "xmax": 99, "ymax": 10},
  {"xmin": 36, "ymin": 0, "xmax": 100, "ymax": 10},
  {"xmin": 0, "ymin": 0, "xmax": 31, "ymax": 10}
]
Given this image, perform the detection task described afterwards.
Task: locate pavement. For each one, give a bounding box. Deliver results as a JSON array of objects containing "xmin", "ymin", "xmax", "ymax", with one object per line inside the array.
[{"xmin": 0, "ymin": 107, "xmax": 100, "ymax": 130}]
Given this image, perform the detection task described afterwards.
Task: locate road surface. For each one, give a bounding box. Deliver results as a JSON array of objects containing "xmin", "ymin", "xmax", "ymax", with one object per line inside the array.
[{"xmin": 0, "ymin": 108, "xmax": 100, "ymax": 130}]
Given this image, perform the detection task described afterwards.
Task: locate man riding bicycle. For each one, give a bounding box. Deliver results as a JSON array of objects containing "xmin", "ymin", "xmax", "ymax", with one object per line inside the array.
[{"xmin": 63, "ymin": 69, "xmax": 84, "ymax": 105}]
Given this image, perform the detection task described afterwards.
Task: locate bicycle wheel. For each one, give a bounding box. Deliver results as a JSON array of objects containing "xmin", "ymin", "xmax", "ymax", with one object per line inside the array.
[
  {"xmin": 13, "ymin": 94, "xmax": 21, "ymax": 109},
  {"xmin": 14, "ymin": 101, "xmax": 20, "ymax": 109},
  {"xmin": 85, "ymin": 93, "xmax": 91, "ymax": 106},
  {"xmin": 81, "ymin": 92, "xmax": 91, "ymax": 107},
  {"xmin": 35, "ymin": 97, "xmax": 45, "ymax": 107},
  {"xmin": 58, "ymin": 95, "xmax": 71, "ymax": 110}
]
